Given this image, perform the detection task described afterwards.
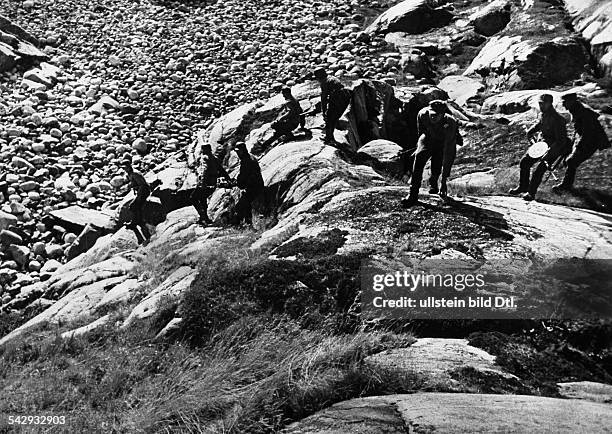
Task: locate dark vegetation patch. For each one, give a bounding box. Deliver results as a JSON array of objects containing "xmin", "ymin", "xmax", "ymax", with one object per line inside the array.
[
  {"xmin": 469, "ymin": 322, "xmax": 612, "ymax": 394},
  {"xmin": 448, "ymin": 366, "xmax": 532, "ymax": 395},
  {"xmin": 179, "ymin": 253, "xmax": 365, "ymax": 345}
]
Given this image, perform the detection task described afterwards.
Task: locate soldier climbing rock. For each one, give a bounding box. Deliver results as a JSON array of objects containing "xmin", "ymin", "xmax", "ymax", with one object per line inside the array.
[
  {"xmin": 314, "ymin": 67, "xmax": 351, "ymax": 144},
  {"xmin": 509, "ymin": 93, "xmax": 571, "ymax": 201},
  {"xmin": 233, "ymin": 141, "xmax": 265, "ymax": 225},
  {"xmin": 260, "ymin": 87, "xmax": 304, "ymax": 151},
  {"xmin": 0, "ymin": 164, "xmax": 8, "ymax": 202},
  {"xmin": 121, "ymin": 158, "xmax": 151, "ymax": 243},
  {"xmin": 553, "ymin": 93, "xmax": 611, "ymax": 192},
  {"xmin": 401, "ymin": 100, "xmax": 460, "ymax": 208},
  {"xmin": 191, "ymin": 143, "xmax": 233, "ymax": 225}
]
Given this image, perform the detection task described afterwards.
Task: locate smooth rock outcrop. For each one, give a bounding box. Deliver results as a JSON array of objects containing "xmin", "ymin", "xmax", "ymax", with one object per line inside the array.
[
  {"xmin": 557, "ymin": 381, "xmax": 612, "ymax": 404},
  {"xmin": 464, "ymin": 36, "xmax": 589, "ymax": 89},
  {"xmin": 0, "ymin": 15, "xmax": 47, "ymax": 72},
  {"xmin": 365, "ymin": 338, "xmax": 520, "ymax": 392},
  {"xmin": 283, "ymin": 393, "xmax": 612, "ymax": 433},
  {"xmin": 122, "ymin": 266, "xmax": 197, "ymax": 327},
  {"xmin": 564, "ymin": 0, "xmax": 612, "ymax": 77}
]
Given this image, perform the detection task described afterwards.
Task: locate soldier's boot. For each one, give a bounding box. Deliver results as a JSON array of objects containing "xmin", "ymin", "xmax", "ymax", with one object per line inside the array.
[
  {"xmin": 552, "ymin": 167, "xmax": 576, "ymax": 192},
  {"xmin": 401, "ymin": 195, "xmax": 419, "ymax": 208},
  {"xmin": 522, "ymin": 192, "xmax": 535, "ymax": 201},
  {"xmin": 401, "ymin": 186, "xmax": 420, "ymax": 208},
  {"xmin": 439, "ymin": 179, "xmax": 448, "ymax": 197},
  {"xmin": 428, "ymin": 183, "xmax": 439, "ymax": 195}
]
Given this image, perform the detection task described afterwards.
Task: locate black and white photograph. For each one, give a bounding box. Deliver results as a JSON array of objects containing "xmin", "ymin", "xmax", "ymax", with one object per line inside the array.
[{"xmin": 0, "ymin": 0, "xmax": 611, "ymax": 432}]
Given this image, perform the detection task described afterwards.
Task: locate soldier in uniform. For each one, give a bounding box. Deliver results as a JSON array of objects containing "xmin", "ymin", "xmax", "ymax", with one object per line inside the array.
[
  {"xmin": 314, "ymin": 67, "xmax": 351, "ymax": 144},
  {"xmin": 191, "ymin": 143, "xmax": 233, "ymax": 225},
  {"xmin": 121, "ymin": 159, "xmax": 151, "ymax": 243},
  {"xmin": 260, "ymin": 87, "xmax": 304, "ymax": 150},
  {"xmin": 554, "ymin": 93, "xmax": 610, "ymax": 191},
  {"xmin": 401, "ymin": 100, "xmax": 460, "ymax": 207},
  {"xmin": 0, "ymin": 164, "xmax": 8, "ymax": 201},
  {"xmin": 233, "ymin": 141, "xmax": 265, "ymax": 225},
  {"xmin": 509, "ymin": 94, "xmax": 571, "ymax": 201}
]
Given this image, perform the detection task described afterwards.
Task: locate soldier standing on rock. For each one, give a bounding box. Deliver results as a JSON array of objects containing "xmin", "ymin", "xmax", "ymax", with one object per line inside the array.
[
  {"xmin": 259, "ymin": 87, "xmax": 304, "ymax": 151},
  {"xmin": 314, "ymin": 67, "xmax": 351, "ymax": 144},
  {"xmin": 233, "ymin": 141, "xmax": 265, "ymax": 225},
  {"xmin": 553, "ymin": 93, "xmax": 611, "ymax": 192},
  {"xmin": 401, "ymin": 100, "xmax": 460, "ymax": 208},
  {"xmin": 509, "ymin": 93, "xmax": 571, "ymax": 201},
  {"xmin": 191, "ymin": 143, "xmax": 233, "ymax": 226},
  {"xmin": 121, "ymin": 159, "xmax": 151, "ymax": 243}
]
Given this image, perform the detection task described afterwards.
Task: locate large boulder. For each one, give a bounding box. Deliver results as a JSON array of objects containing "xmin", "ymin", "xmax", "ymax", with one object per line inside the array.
[
  {"xmin": 564, "ymin": 0, "xmax": 612, "ymax": 77},
  {"xmin": 357, "ymin": 139, "xmax": 407, "ymax": 177},
  {"xmin": 366, "ymin": 0, "xmax": 454, "ymax": 35},
  {"xmin": 468, "ymin": 0, "xmax": 512, "ymax": 36},
  {"xmin": 438, "ymin": 75, "xmax": 484, "ymax": 106},
  {"xmin": 49, "ymin": 205, "xmax": 116, "ymax": 234},
  {"xmin": 463, "ymin": 36, "xmax": 589, "ymax": 90}
]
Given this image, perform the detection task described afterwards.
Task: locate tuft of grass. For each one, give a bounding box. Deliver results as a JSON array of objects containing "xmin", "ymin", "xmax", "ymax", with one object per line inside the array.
[{"xmin": 0, "ymin": 315, "xmax": 417, "ymax": 433}]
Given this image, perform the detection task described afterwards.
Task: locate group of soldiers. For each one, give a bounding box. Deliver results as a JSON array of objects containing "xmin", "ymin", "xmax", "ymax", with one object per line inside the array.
[
  {"xmin": 122, "ymin": 68, "xmax": 610, "ymax": 243},
  {"xmin": 508, "ymin": 92, "xmax": 610, "ymax": 201}
]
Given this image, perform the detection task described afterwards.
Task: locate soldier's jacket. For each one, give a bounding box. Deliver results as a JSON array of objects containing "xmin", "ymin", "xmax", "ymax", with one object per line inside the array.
[
  {"xmin": 237, "ymin": 154, "xmax": 264, "ymax": 192},
  {"xmin": 198, "ymin": 153, "xmax": 230, "ymax": 187},
  {"xmin": 129, "ymin": 170, "xmax": 150, "ymax": 194},
  {"xmin": 528, "ymin": 108, "xmax": 570, "ymax": 152},
  {"xmin": 416, "ymin": 107, "xmax": 459, "ymax": 146},
  {"xmin": 321, "ymin": 76, "xmax": 350, "ymax": 112},
  {"xmin": 274, "ymin": 97, "xmax": 303, "ymax": 130},
  {"xmin": 569, "ymin": 102, "xmax": 610, "ymax": 152}
]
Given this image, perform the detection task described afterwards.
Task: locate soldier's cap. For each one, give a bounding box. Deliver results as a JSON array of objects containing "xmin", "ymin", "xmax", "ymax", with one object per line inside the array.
[
  {"xmin": 430, "ymin": 100, "xmax": 447, "ymax": 113},
  {"xmin": 561, "ymin": 93, "xmax": 578, "ymax": 103},
  {"xmin": 538, "ymin": 93, "xmax": 553, "ymax": 103},
  {"xmin": 120, "ymin": 158, "xmax": 132, "ymax": 167},
  {"xmin": 313, "ymin": 67, "xmax": 327, "ymax": 78},
  {"xmin": 201, "ymin": 143, "xmax": 212, "ymax": 150},
  {"xmin": 281, "ymin": 86, "xmax": 292, "ymax": 95}
]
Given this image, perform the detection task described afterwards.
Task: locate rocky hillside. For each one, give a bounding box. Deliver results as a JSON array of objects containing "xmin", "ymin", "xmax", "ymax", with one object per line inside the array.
[{"xmin": 0, "ymin": 0, "xmax": 611, "ymax": 432}]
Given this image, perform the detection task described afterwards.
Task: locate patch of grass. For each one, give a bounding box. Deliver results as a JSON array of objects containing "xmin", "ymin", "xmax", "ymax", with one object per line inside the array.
[{"xmin": 0, "ymin": 314, "xmax": 417, "ymax": 433}]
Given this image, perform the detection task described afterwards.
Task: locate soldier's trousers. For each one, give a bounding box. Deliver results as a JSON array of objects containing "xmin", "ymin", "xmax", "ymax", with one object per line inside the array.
[
  {"xmin": 235, "ymin": 188, "xmax": 265, "ymax": 225},
  {"xmin": 325, "ymin": 92, "xmax": 351, "ymax": 141},
  {"xmin": 129, "ymin": 187, "xmax": 151, "ymax": 240},
  {"xmin": 409, "ymin": 136, "xmax": 456, "ymax": 197},
  {"xmin": 560, "ymin": 144, "xmax": 597, "ymax": 188},
  {"xmin": 518, "ymin": 146, "xmax": 568, "ymax": 195},
  {"xmin": 190, "ymin": 185, "xmax": 215, "ymax": 222}
]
